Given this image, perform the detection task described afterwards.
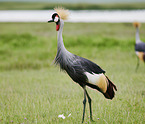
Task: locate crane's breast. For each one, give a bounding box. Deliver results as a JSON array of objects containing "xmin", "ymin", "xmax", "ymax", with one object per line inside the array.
[{"xmin": 85, "ymin": 72, "xmax": 108, "ymax": 93}]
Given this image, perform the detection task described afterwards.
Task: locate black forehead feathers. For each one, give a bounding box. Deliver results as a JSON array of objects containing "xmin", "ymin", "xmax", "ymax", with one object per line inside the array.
[{"xmin": 52, "ymin": 13, "xmax": 59, "ymax": 19}]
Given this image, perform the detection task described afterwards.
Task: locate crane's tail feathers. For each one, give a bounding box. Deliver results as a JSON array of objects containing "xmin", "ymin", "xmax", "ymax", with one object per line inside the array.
[
  {"xmin": 103, "ymin": 76, "xmax": 117, "ymax": 99},
  {"xmin": 133, "ymin": 22, "xmax": 140, "ymax": 28},
  {"xmin": 54, "ymin": 7, "xmax": 69, "ymax": 20},
  {"xmin": 85, "ymin": 74, "xmax": 117, "ymax": 100}
]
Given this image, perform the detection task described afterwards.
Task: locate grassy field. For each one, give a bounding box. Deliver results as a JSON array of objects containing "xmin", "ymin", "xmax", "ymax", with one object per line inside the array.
[
  {"xmin": 0, "ymin": 22, "xmax": 145, "ymax": 124},
  {"xmin": 0, "ymin": 2, "xmax": 145, "ymax": 10}
]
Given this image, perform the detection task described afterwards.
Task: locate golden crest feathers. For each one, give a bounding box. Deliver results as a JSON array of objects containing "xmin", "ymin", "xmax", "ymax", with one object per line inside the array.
[
  {"xmin": 133, "ymin": 22, "xmax": 140, "ymax": 28},
  {"xmin": 54, "ymin": 7, "xmax": 69, "ymax": 20}
]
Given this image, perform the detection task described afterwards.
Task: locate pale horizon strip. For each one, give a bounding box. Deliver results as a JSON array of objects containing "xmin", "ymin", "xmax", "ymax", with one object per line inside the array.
[{"xmin": 0, "ymin": 10, "xmax": 145, "ymax": 23}]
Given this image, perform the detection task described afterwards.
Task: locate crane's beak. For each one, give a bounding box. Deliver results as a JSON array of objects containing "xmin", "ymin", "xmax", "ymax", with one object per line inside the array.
[
  {"xmin": 48, "ymin": 19, "xmax": 54, "ymax": 23},
  {"xmin": 48, "ymin": 19, "xmax": 60, "ymax": 31}
]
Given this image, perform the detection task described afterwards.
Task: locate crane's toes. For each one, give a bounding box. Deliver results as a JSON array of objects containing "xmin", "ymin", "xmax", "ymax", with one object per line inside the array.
[
  {"xmin": 82, "ymin": 119, "xmax": 95, "ymax": 123},
  {"xmin": 89, "ymin": 116, "xmax": 94, "ymax": 122},
  {"xmin": 90, "ymin": 119, "xmax": 95, "ymax": 122}
]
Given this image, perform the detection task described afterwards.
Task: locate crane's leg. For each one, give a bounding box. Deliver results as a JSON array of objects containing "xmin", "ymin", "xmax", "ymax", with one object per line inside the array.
[
  {"xmin": 85, "ymin": 89, "xmax": 93, "ymax": 121},
  {"xmin": 136, "ymin": 57, "xmax": 140, "ymax": 72},
  {"xmin": 82, "ymin": 88, "xmax": 86, "ymax": 123}
]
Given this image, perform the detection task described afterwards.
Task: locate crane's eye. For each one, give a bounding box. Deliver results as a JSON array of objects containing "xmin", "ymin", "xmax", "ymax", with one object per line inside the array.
[{"xmin": 54, "ymin": 16, "xmax": 59, "ymax": 22}]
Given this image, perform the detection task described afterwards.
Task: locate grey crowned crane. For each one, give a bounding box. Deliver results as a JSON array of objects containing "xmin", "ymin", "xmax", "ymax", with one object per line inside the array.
[
  {"xmin": 133, "ymin": 22, "xmax": 145, "ymax": 71},
  {"xmin": 48, "ymin": 8, "xmax": 117, "ymax": 123}
]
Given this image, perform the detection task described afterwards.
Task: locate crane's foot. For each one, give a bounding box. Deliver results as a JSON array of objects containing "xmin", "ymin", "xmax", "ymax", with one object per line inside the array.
[
  {"xmin": 82, "ymin": 119, "xmax": 94, "ymax": 123},
  {"xmin": 90, "ymin": 118, "xmax": 94, "ymax": 121},
  {"xmin": 89, "ymin": 116, "xmax": 94, "ymax": 122},
  {"xmin": 90, "ymin": 119, "xmax": 95, "ymax": 122}
]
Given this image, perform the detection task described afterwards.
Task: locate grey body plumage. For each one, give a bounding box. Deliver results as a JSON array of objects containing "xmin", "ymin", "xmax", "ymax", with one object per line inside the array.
[
  {"xmin": 54, "ymin": 19, "xmax": 105, "ymax": 87},
  {"xmin": 135, "ymin": 42, "xmax": 145, "ymax": 52}
]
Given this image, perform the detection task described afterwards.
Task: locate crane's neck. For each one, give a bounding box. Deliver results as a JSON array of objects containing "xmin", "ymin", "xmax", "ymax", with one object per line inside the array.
[
  {"xmin": 55, "ymin": 19, "xmax": 74, "ymax": 69},
  {"xmin": 135, "ymin": 27, "xmax": 141, "ymax": 43},
  {"xmin": 57, "ymin": 19, "xmax": 66, "ymax": 52}
]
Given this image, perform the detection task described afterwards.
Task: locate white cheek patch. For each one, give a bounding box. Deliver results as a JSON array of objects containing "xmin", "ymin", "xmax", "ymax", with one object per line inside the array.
[{"xmin": 54, "ymin": 16, "xmax": 59, "ymax": 22}]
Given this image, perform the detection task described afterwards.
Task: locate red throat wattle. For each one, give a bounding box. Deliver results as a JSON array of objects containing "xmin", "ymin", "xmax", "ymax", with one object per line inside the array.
[{"xmin": 56, "ymin": 24, "xmax": 60, "ymax": 31}]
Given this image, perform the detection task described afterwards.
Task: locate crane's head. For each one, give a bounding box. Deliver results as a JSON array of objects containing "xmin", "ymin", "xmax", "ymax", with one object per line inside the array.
[
  {"xmin": 48, "ymin": 13, "xmax": 60, "ymax": 31},
  {"xmin": 133, "ymin": 22, "xmax": 140, "ymax": 28},
  {"xmin": 48, "ymin": 7, "xmax": 69, "ymax": 31}
]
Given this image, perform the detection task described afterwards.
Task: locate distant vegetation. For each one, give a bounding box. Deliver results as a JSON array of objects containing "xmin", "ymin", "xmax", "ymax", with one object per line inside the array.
[
  {"xmin": 0, "ymin": 22, "xmax": 145, "ymax": 70},
  {"xmin": 0, "ymin": 2, "xmax": 145, "ymax": 10}
]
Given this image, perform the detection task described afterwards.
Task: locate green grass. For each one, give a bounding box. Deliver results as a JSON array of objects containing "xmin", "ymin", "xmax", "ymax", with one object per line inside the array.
[
  {"xmin": 0, "ymin": 22, "xmax": 145, "ymax": 123},
  {"xmin": 0, "ymin": 2, "xmax": 145, "ymax": 10}
]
